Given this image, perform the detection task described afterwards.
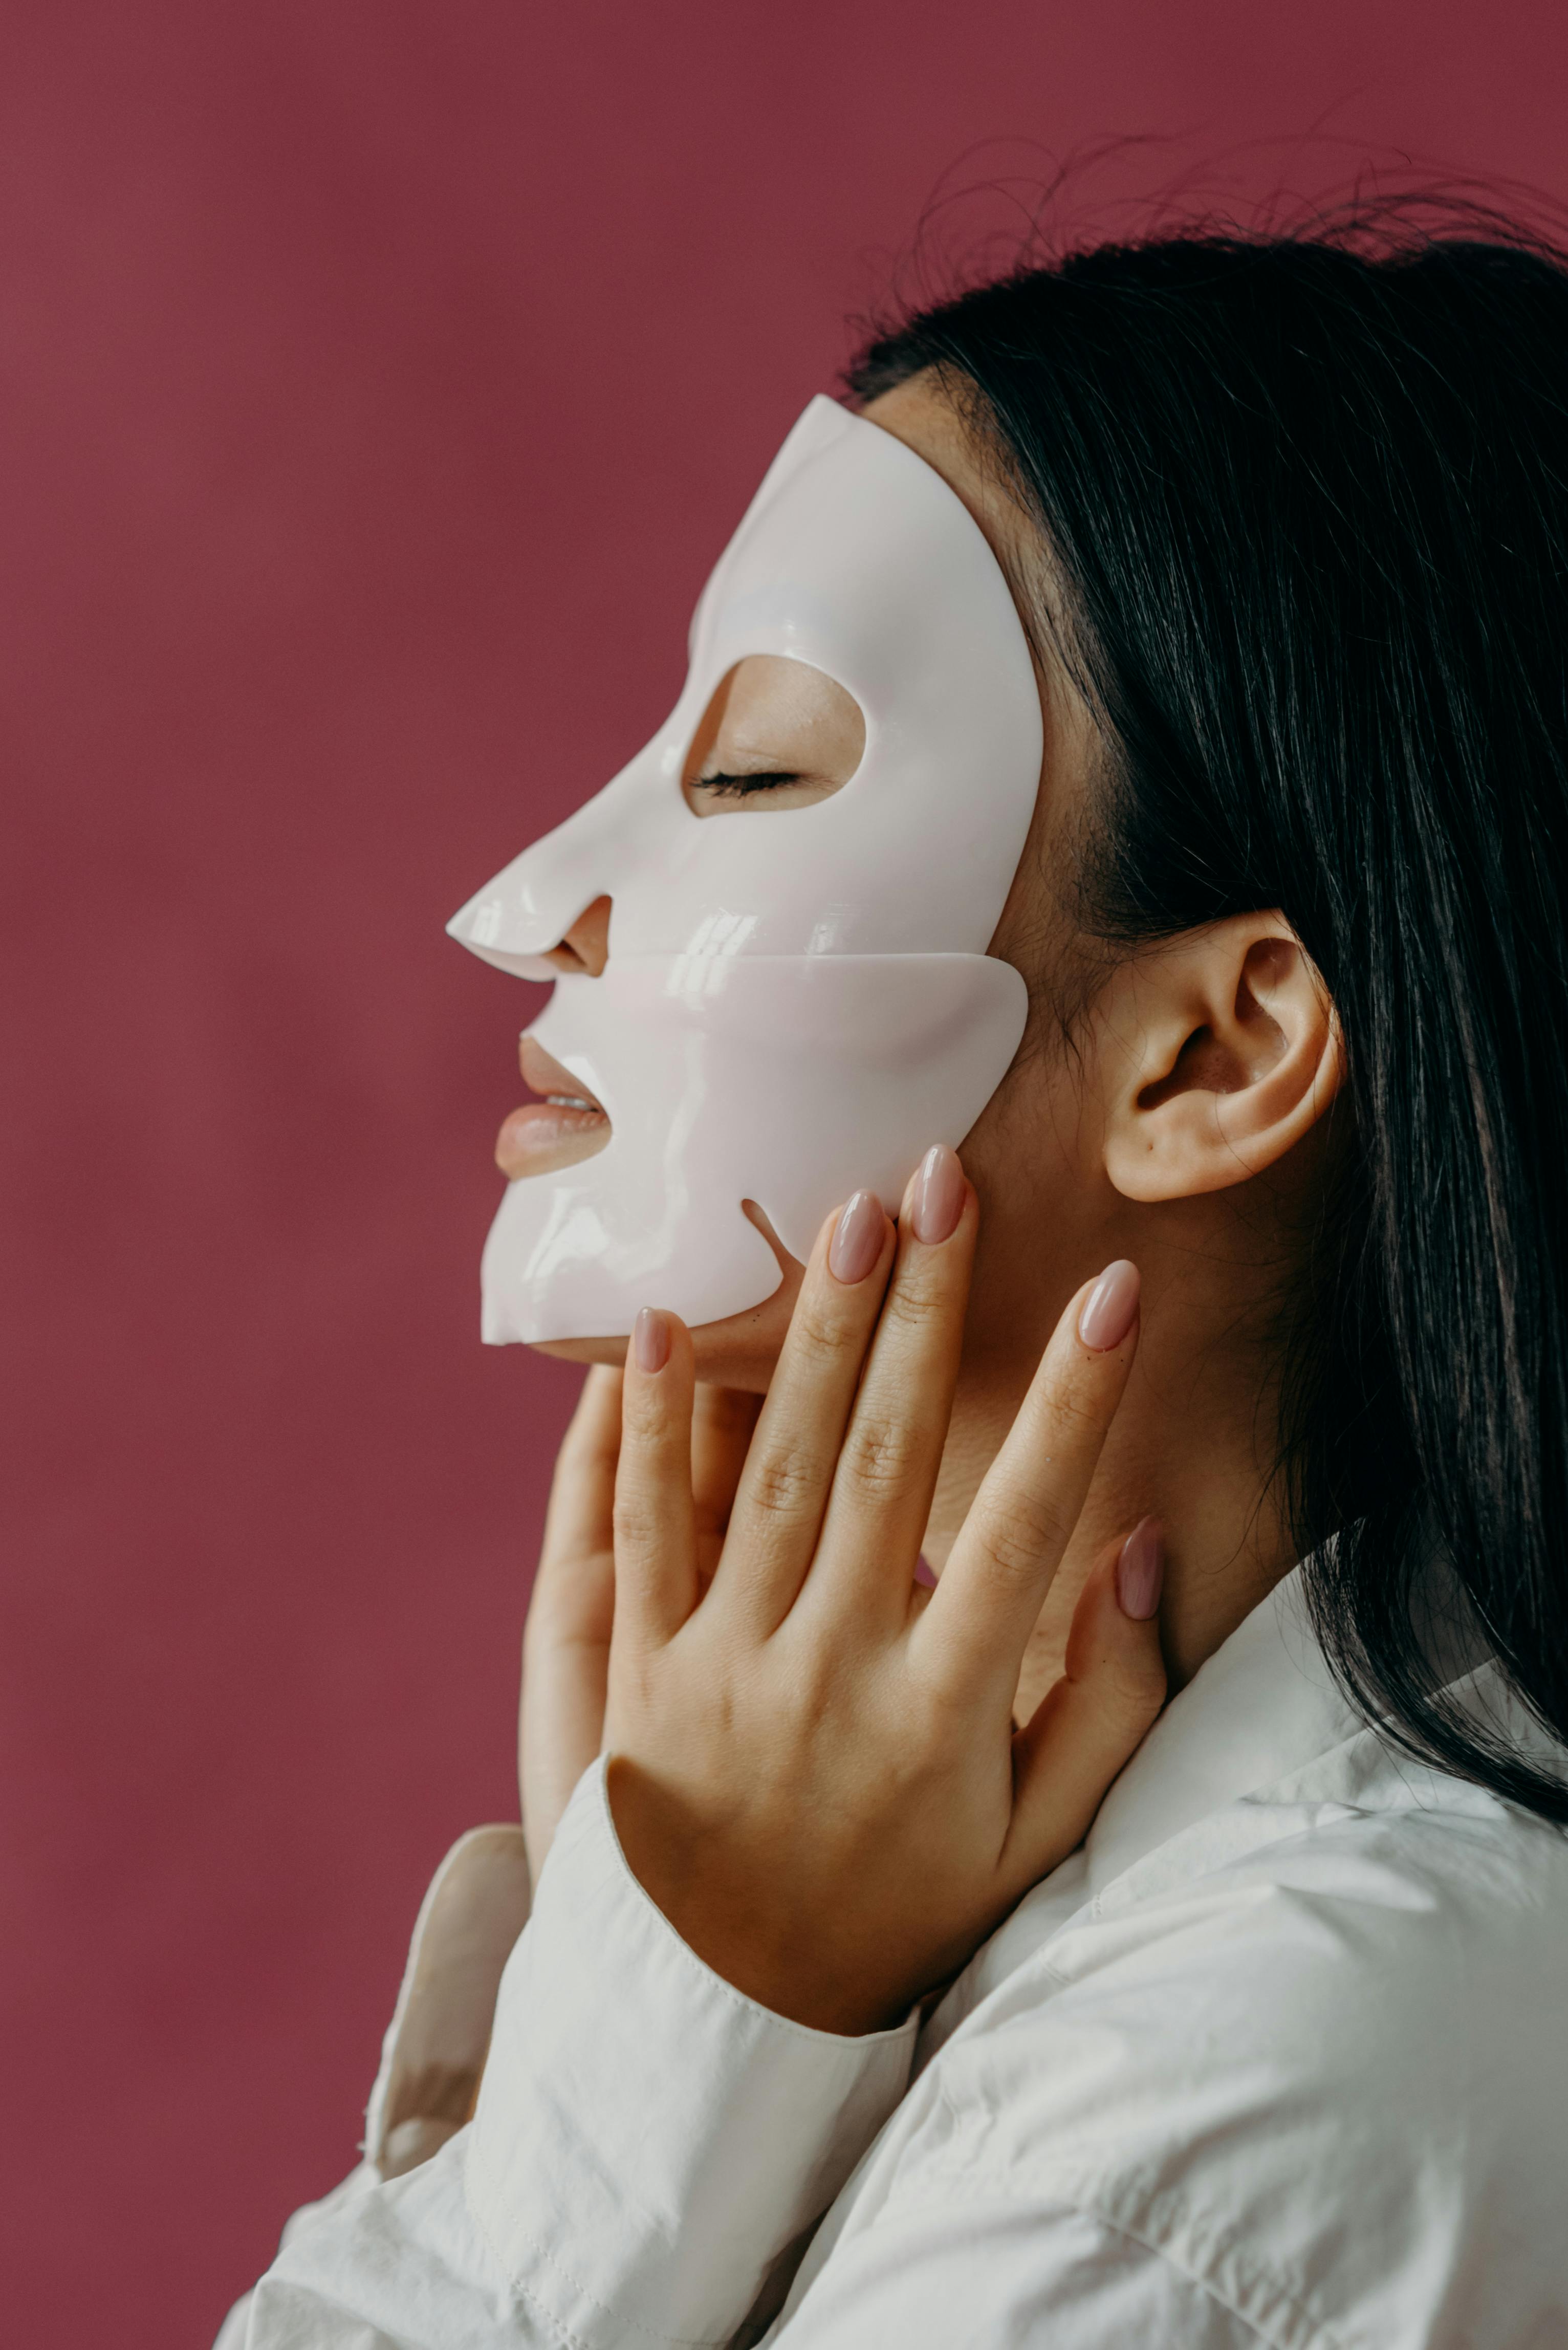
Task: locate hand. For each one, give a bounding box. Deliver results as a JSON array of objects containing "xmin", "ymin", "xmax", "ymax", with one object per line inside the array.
[
  {"xmin": 601, "ymin": 1146, "xmax": 1166, "ymax": 2036},
  {"xmin": 519, "ymin": 1366, "xmax": 760, "ymax": 1881}
]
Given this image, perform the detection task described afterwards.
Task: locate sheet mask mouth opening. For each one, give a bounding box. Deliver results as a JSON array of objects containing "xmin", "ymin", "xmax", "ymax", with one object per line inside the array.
[{"xmin": 495, "ymin": 1086, "xmax": 612, "ymax": 1182}]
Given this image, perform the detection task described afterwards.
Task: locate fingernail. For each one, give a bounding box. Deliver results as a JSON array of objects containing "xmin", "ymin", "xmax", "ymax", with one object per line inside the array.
[
  {"xmin": 1077, "ymin": 1259, "xmax": 1140, "ymax": 1351},
  {"xmin": 909, "ymin": 1144, "xmax": 964, "ymax": 1246},
  {"xmin": 829, "ymin": 1190, "xmax": 885, "ymax": 1285},
  {"xmin": 1116, "ymin": 1517, "xmax": 1164, "ymax": 1620},
  {"xmin": 633, "ymin": 1307, "xmax": 670, "ymax": 1374}
]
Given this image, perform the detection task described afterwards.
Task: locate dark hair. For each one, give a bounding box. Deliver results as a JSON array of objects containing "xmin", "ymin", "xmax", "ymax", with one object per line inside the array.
[{"xmin": 850, "ymin": 213, "xmax": 1568, "ymax": 1819}]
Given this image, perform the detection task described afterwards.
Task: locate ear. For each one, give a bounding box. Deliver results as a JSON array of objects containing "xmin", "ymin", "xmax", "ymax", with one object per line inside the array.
[{"xmin": 1094, "ymin": 914, "xmax": 1344, "ymax": 1202}]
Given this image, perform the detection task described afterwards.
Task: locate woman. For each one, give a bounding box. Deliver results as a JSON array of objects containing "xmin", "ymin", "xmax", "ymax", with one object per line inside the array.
[{"xmin": 228, "ymin": 217, "xmax": 1568, "ymax": 2346}]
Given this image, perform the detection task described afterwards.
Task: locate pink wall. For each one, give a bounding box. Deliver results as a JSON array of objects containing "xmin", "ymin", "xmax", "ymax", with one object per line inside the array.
[{"xmin": 4, "ymin": 3, "xmax": 1565, "ymax": 2336}]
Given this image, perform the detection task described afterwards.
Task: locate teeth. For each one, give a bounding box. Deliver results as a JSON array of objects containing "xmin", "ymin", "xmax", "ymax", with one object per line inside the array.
[{"xmin": 545, "ymin": 1093, "xmax": 600, "ymax": 1112}]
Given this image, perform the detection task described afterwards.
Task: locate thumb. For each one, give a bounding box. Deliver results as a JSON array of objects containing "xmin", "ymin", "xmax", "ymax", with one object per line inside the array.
[{"xmin": 1003, "ymin": 1520, "xmax": 1167, "ymax": 1885}]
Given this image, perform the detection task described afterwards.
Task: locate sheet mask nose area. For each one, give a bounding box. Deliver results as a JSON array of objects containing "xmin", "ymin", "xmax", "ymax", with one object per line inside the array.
[{"xmin": 541, "ymin": 894, "xmax": 613, "ymax": 974}]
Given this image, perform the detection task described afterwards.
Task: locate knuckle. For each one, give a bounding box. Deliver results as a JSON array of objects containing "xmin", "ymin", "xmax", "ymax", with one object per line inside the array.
[
  {"xmin": 745, "ymin": 1446, "xmax": 824, "ymax": 1523},
  {"xmin": 1036, "ymin": 1379, "xmax": 1108, "ymax": 1442},
  {"xmin": 792, "ymin": 1295, "xmax": 871, "ymax": 1363},
  {"xmin": 878, "ymin": 1274, "xmax": 952, "ymax": 1343},
  {"xmin": 837, "ymin": 1411, "xmax": 924, "ymax": 1502},
  {"xmin": 975, "ymin": 1489, "xmax": 1071, "ymax": 1584},
  {"xmin": 612, "ymin": 1491, "xmax": 668, "ymax": 1555},
  {"xmin": 1079, "ymin": 1641, "xmax": 1166, "ymax": 1730},
  {"xmin": 617, "ymin": 1400, "xmax": 655, "ymax": 1446},
  {"xmin": 1107, "ymin": 1647, "xmax": 1168, "ymax": 1722},
  {"xmin": 619, "ymin": 1386, "xmax": 677, "ymax": 1446}
]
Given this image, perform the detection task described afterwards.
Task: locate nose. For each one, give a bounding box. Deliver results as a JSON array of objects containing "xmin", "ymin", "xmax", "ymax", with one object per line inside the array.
[{"xmin": 541, "ymin": 895, "xmax": 612, "ymax": 977}]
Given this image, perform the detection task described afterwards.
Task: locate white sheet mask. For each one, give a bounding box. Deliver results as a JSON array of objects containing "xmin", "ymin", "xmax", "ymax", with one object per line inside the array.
[{"xmin": 448, "ymin": 395, "xmax": 1042, "ymax": 1341}]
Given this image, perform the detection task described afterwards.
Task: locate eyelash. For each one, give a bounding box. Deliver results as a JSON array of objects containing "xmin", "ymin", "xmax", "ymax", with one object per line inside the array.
[{"xmin": 695, "ymin": 770, "xmax": 802, "ymax": 798}]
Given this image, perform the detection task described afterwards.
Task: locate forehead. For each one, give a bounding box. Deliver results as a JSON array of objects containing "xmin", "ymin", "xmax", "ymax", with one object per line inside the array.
[
  {"xmin": 858, "ymin": 375, "xmax": 1039, "ymax": 626},
  {"xmin": 689, "ymin": 394, "xmax": 1028, "ymax": 724}
]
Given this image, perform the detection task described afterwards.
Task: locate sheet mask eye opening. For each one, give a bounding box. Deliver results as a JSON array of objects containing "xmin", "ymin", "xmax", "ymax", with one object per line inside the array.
[{"xmin": 681, "ymin": 655, "xmax": 866, "ymax": 817}]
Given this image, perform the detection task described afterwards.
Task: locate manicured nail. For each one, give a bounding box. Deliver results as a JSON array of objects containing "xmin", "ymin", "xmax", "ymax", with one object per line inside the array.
[
  {"xmin": 1077, "ymin": 1259, "xmax": 1140, "ymax": 1351},
  {"xmin": 909, "ymin": 1144, "xmax": 964, "ymax": 1246},
  {"xmin": 1116, "ymin": 1517, "xmax": 1164, "ymax": 1620},
  {"xmin": 829, "ymin": 1190, "xmax": 885, "ymax": 1285},
  {"xmin": 633, "ymin": 1307, "xmax": 670, "ymax": 1374}
]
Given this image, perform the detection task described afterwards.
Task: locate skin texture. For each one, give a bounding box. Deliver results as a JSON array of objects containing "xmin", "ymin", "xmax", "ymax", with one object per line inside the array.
[{"xmin": 514, "ymin": 377, "xmax": 1346, "ymax": 1986}]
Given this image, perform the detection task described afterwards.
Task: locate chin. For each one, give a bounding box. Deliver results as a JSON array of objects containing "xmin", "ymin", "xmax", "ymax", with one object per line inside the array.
[{"xmin": 528, "ymin": 1261, "xmax": 803, "ymax": 1395}]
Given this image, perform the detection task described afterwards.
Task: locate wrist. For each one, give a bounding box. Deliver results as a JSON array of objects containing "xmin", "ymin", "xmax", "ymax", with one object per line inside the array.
[{"xmin": 605, "ymin": 1756, "xmax": 913, "ymax": 2036}]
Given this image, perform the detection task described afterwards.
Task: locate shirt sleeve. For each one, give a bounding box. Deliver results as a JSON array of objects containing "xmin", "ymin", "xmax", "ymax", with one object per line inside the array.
[
  {"xmin": 237, "ymin": 1758, "xmax": 918, "ymax": 2349},
  {"xmin": 758, "ymin": 2194, "xmax": 1268, "ymax": 2349}
]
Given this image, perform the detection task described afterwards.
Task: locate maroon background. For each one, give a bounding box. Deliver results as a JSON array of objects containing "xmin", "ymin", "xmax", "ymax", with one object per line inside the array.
[{"xmin": 4, "ymin": 3, "xmax": 1566, "ymax": 2337}]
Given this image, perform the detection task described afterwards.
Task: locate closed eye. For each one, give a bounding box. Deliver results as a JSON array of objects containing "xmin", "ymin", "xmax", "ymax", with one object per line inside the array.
[
  {"xmin": 694, "ymin": 770, "xmax": 803, "ymax": 798},
  {"xmin": 680, "ymin": 657, "xmax": 865, "ymax": 818}
]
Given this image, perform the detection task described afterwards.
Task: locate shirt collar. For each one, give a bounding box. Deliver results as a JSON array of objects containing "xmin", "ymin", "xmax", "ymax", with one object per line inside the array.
[
  {"xmin": 919, "ymin": 1564, "xmax": 1362, "ymax": 2058},
  {"xmin": 1082, "ymin": 1561, "xmax": 1362, "ymax": 1892}
]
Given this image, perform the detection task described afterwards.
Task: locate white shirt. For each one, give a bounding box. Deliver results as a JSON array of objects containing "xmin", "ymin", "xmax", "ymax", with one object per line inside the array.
[{"xmin": 224, "ymin": 1569, "xmax": 1568, "ymax": 2348}]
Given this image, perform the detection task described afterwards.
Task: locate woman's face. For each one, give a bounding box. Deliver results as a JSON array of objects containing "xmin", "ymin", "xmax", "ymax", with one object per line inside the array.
[{"xmin": 497, "ymin": 377, "xmax": 1100, "ymax": 1394}]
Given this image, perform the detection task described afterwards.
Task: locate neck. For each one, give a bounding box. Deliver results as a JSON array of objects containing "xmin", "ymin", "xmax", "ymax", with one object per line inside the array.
[{"xmin": 925, "ymin": 1247, "xmax": 1299, "ymax": 1717}]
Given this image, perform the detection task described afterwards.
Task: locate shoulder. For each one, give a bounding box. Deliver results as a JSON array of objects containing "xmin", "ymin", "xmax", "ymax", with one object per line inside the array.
[{"xmin": 902, "ymin": 1760, "xmax": 1568, "ymax": 2345}]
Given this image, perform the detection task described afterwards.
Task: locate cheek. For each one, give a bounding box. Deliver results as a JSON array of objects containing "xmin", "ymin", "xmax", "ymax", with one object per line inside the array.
[
  {"xmin": 962, "ymin": 1020, "xmax": 1092, "ymax": 1208},
  {"xmin": 954, "ymin": 1032, "xmax": 1104, "ymax": 1358}
]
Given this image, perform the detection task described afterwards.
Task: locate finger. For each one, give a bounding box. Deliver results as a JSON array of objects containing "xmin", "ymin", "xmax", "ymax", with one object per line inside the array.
[
  {"xmin": 804, "ymin": 1144, "xmax": 977, "ymax": 1626},
  {"xmin": 717, "ymin": 1188, "xmax": 895, "ymax": 1633},
  {"xmin": 1003, "ymin": 1519, "xmax": 1167, "ymax": 1887},
  {"xmin": 613, "ymin": 1309, "xmax": 698, "ymax": 1641},
  {"xmin": 532, "ymin": 1366, "xmax": 622, "ymax": 1614},
  {"xmin": 690, "ymin": 1386, "xmax": 763, "ymax": 1582},
  {"xmin": 520, "ymin": 1619, "xmax": 613, "ymax": 1878},
  {"xmin": 520, "ymin": 1367, "xmax": 623, "ymax": 1872},
  {"xmin": 918, "ymin": 1259, "xmax": 1141, "ymax": 1695}
]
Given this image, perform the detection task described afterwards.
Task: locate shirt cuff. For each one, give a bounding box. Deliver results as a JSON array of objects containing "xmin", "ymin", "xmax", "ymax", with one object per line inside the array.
[
  {"xmin": 363, "ymin": 1821, "xmax": 532, "ymax": 2178},
  {"xmin": 465, "ymin": 1756, "xmax": 919, "ymax": 2350}
]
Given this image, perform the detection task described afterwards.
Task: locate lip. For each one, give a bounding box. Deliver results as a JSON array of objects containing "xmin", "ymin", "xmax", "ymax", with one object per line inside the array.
[{"xmin": 496, "ymin": 1035, "xmax": 611, "ymax": 1181}]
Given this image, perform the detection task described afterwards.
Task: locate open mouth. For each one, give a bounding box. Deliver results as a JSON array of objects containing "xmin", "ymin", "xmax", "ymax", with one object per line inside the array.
[{"xmin": 495, "ymin": 1035, "xmax": 612, "ymax": 1180}]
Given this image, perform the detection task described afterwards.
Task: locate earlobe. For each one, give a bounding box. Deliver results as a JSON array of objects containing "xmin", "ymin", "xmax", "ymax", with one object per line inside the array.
[{"xmin": 1100, "ymin": 916, "xmax": 1343, "ymax": 1203}]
